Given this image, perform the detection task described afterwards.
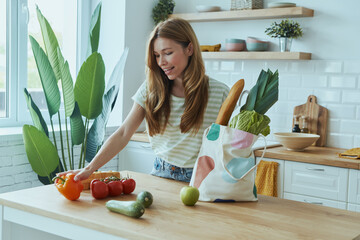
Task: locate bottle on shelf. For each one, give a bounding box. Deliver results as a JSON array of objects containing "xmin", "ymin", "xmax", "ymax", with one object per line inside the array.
[
  {"xmin": 292, "ymin": 115, "xmax": 301, "ymax": 133},
  {"xmin": 300, "ymin": 116, "xmax": 309, "ymax": 133}
]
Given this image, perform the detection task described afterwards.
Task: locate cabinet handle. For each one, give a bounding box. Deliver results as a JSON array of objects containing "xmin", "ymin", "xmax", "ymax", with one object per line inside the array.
[
  {"xmin": 140, "ymin": 144, "xmax": 152, "ymax": 149},
  {"xmin": 306, "ymin": 167, "xmax": 325, "ymax": 171},
  {"xmin": 304, "ymin": 200, "xmax": 323, "ymax": 205}
]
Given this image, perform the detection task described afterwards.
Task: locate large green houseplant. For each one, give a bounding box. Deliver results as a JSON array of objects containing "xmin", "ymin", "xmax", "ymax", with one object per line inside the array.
[{"xmin": 22, "ymin": 2, "xmax": 128, "ymax": 184}]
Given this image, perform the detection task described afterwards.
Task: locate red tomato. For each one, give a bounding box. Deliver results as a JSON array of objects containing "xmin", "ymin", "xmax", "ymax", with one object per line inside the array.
[
  {"xmin": 90, "ymin": 179, "xmax": 109, "ymax": 199},
  {"xmin": 121, "ymin": 178, "xmax": 136, "ymax": 194},
  {"xmin": 107, "ymin": 180, "xmax": 123, "ymax": 196}
]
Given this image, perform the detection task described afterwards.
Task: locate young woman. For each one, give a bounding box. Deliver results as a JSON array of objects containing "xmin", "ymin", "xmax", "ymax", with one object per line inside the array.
[{"xmin": 64, "ymin": 18, "xmax": 229, "ymax": 182}]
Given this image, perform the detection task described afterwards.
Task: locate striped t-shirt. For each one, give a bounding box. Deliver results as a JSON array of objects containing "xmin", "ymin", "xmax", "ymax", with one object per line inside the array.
[{"xmin": 132, "ymin": 78, "xmax": 229, "ymax": 168}]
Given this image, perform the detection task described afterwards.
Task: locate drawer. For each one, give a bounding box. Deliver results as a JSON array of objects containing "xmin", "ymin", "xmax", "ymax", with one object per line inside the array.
[
  {"xmin": 284, "ymin": 161, "xmax": 348, "ymax": 202},
  {"xmin": 284, "ymin": 192, "xmax": 347, "ymax": 210},
  {"xmin": 348, "ymin": 169, "xmax": 360, "ymax": 204},
  {"xmin": 120, "ymin": 141, "xmax": 155, "ymax": 174}
]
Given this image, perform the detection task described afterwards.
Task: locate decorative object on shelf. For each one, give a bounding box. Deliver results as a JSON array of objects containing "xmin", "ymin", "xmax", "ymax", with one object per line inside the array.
[
  {"xmin": 246, "ymin": 37, "xmax": 269, "ymax": 51},
  {"xmin": 152, "ymin": 0, "xmax": 175, "ymax": 25},
  {"xmin": 268, "ymin": 2, "xmax": 296, "ymax": 8},
  {"xmin": 22, "ymin": 2, "xmax": 129, "ymax": 185},
  {"xmin": 225, "ymin": 39, "xmax": 246, "ymax": 51},
  {"xmin": 196, "ymin": 5, "xmax": 221, "ymax": 13},
  {"xmin": 265, "ymin": 19, "xmax": 303, "ymax": 52},
  {"xmin": 200, "ymin": 44, "xmax": 221, "ymax": 52},
  {"xmin": 231, "ymin": 0, "xmax": 263, "ymax": 10}
]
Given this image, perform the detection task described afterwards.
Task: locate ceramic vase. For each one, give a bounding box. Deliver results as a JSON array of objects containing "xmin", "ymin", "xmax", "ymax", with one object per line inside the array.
[{"xmin": 279, "ymin": 37, "xmax": 292, "ymax": 52}]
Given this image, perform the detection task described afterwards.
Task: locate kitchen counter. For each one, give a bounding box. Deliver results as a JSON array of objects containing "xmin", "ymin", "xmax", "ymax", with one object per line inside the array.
[
  {"xmin": 254, "ymin": 145, "xmax": 360, "ymax": 169},
  {"xmin": 131, "ymin": 132, "xmax": 359, "ymax": 170},
  {"xmin": 1, "ymin": 171, "xmax": 360, "ymax": 239}
]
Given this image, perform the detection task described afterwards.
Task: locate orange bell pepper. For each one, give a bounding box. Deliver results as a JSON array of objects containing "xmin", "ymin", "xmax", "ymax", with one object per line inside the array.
[{"xmin": 53, "ymin": 173, "xmax": 83, "ymax": 201}]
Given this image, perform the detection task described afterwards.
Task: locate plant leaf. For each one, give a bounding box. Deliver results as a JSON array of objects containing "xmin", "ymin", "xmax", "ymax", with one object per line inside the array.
[
  {"xmin": 37, "ymin": 160, "xmax": 64, "ymax": 185},
  {"xmin": 29, "ymin": 36, "xmax": 60, "ymax": 117},
  {"xmin": 74, "ymin": 52, "xmax": 105, "ymax": 119},
  {"xmin": 22, "ymin": 125, "xmax": 59, "ymax": 177},
  {"xmin": 23, "ymin": 88, "xmax": 49, "ymax": 137},
  {"xmin": 70, "ymin": 102, "xmax": 85, "ymax": 146},
  {"xmin": 36, "ymin": 6, "xmax": 61, "ymax": 82},
  {"xmin": 57, "ymin": 47, "xmax": 75, "ymax": 117},
  {"xmin": 87, "ymin": 2, "xmax": 102, "ymax": 56},
  {"xmin": 85, "ymin": 49, "xmax": 128, "ymax": 162}
]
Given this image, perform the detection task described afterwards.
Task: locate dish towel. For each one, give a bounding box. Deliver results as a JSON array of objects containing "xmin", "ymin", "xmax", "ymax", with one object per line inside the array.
[{"xmin": 255, "ymin": 160, "xmax": 279, "ymax": 197}]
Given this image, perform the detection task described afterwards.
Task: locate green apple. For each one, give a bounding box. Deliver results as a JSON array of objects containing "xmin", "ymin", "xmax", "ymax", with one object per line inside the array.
[{"xmin": 180, "ymin": 186, "xmax": 200, "ymax": 206}]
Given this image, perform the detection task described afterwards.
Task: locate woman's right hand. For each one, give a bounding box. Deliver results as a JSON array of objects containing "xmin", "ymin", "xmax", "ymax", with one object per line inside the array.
[{"xmin": 57, "ymin": 167, "xmax": 94, "ymax": 182}]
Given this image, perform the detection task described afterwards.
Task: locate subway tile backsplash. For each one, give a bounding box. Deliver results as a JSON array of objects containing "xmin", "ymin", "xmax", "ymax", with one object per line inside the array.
[{"xmin": 205, "ymin": 59, "xmax": 360, "ymax": 149}]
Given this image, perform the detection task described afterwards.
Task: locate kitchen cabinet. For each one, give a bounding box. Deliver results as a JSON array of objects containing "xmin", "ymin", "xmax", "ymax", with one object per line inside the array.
[
  {"xmin": 284, "ymin": 192, "xmax": 347, "ymax": 210},
  {"xmin": 1, "ymin": 171, "xmax": 360, "ymax": 239},
  {"xmin": 171, "ymin": 7, "xmax": 313, "ymax": 60},
  {"xmin": 348, "ymin": 169, "xmax": 360, "ymax": 212},
  {"xmin": 119, "ymin": 141, "xmax": 155, "ymax": 174},
  {"xmin": 255, "ymin": 157, "xmax": 284, "ymax": 198}
]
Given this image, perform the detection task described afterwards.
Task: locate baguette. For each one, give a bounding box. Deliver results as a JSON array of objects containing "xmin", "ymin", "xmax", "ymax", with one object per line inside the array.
[
  {"xmin": 81, "ymin": 171, "xmax": 121, "ymax": 190},
  {"xmin": 215, "ymin": 79, "xmax": 245, "ymax": 126}
]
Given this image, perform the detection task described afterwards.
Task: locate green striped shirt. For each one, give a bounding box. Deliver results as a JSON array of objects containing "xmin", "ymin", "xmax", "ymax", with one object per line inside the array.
[{"xmin": 132, "ymin": 78, "xmax": 229, "ymax": 168}]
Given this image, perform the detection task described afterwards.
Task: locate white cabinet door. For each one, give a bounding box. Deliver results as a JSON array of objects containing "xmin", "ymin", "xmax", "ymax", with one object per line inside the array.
[
  {"xmin": 348, "ymin": 169, "xmax": 360, "ymax": 204},
  {"xmin": 284, "ymin": 161, "xmax": 348, "ymax": 202},
  {"xmin": 256, "ymin": 157, "xmax": 284, "ymax": 198},
  {"xmin": 284, "ymin": 193, "xmax": 347, "ymax": 210},
  {"xmin": 119, "ymin": 141, "xmax": 155, "ymax": 174},
  {"xmin": 348, "ymin": 203, "xmax": 360, "ymax": 212}
]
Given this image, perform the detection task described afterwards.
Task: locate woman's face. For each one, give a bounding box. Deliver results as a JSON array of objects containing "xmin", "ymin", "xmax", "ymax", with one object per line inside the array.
[{"xmin": 153, "ymin": 37, "xmax": 193, "ymax": 81}]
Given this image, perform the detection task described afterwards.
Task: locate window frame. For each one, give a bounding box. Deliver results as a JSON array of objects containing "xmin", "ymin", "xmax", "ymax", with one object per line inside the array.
[{"xmin": 0, "ymin": 0, "xmax": 92, "ymax": 128}]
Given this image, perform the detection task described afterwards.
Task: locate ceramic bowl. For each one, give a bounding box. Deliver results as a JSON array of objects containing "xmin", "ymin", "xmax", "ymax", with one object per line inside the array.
[
  {"xmin": 225, "ymin": 39, "xmax": 246, "ymax": 51},
  {"xmin": 196, "ymin": 5, "xmax": 221, "ymax": 12},
  {"xmin": 246, "ymin": 37, "xmax": 269, "ymax": 51},
  {"xmin": 274, "ymin": 132, "xmax": 320, "ymax": 151}
]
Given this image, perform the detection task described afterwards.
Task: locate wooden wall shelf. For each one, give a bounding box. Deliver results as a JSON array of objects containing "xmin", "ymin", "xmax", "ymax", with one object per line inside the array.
[
  {"xmin": 171, "ymin": 7, "xmax": 314, "ymax": 22},
  {"xmin": 202, "ymin": 52, "xmax": 312, "ymax": 60}
]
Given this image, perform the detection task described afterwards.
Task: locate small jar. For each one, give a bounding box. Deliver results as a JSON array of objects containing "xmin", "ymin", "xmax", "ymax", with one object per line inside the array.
[
  {"xmin": 292, "ymin": 115, "xmax": 300, "ymax": 133},
  {"xmin": 301, "ymin": 116, "xmax": 309, "ymax": 133}
]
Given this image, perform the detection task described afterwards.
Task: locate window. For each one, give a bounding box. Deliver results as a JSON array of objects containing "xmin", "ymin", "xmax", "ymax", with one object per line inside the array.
[{"xmin": 0, "ymin": 0, "xmax": 87, "ymax": 127}]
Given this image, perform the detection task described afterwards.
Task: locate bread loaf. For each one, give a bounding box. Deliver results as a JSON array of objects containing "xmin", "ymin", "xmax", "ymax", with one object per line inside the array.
[
  {"xmin": 81, "ymin": 171, "xmax": 121, "ymax": 190},
  {"xmin": 215, "ymin": 79, "xmax": 245, "ymax": 125}
]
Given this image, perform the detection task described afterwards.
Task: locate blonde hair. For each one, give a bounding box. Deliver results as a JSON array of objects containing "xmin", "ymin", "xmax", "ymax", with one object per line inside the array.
[{"xmin": 145, "ymin": 18, "xmax": 208, "ymax": 136}]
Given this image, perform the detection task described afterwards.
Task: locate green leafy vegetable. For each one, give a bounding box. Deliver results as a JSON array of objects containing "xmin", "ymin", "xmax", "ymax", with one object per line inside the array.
[{"xmin": 229, "ymin": 110, "xmax": 270, "ymax": 136}]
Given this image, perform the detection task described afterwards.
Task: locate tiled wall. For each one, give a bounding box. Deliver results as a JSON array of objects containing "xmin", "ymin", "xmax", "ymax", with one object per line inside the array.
[
  {"xmin": 0, "ymin": 128, "xmax": 119, "ymax": 194},
  {"xmin": 205, "ymin": 59, "xmax": 360, "ymax": 149}
]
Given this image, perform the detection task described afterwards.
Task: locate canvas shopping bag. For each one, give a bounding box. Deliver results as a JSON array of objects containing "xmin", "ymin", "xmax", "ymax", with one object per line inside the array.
[{"xmin": 189, "ymin": 123, "xmax": 266, "ymax": 202}]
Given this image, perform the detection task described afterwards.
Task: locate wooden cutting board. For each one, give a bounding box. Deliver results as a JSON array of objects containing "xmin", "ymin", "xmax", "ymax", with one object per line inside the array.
[{"xmin": 292, "ymin": 95, "xmax": 328, "ymax": 146}]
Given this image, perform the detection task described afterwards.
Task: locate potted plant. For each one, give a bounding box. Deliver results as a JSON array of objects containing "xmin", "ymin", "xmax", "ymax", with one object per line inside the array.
[
  {"xmin": 152, "ymin": 0, "xmax": 175, "ymax": 25},
  {"xmin": 23, "ymin": 2, "xmax": 128, "ymax": 184},
  {"xmin": 265, "ymin": 19, "xmax": 303, "ymax": 52}
]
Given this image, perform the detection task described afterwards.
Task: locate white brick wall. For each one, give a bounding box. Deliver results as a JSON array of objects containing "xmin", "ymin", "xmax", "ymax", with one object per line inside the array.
[
  {"xmin": 0, "ymin": 127, "xmax": 120, "ymax": 194},
  {"xmin": 206, "ymin": 59, "xmax": 360, "ymax": 149}
]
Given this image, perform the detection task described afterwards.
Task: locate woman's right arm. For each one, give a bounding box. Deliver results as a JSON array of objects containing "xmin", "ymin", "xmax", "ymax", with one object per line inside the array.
[{"xmin": 62, "ymin": 102, "xmax": 146, "ymax": 181}]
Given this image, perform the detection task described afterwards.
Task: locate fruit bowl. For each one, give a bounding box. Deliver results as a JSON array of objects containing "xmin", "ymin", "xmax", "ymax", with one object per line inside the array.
[{"xmin": 274, "ymin": 132, "xmax": 320, "ymax": 151}]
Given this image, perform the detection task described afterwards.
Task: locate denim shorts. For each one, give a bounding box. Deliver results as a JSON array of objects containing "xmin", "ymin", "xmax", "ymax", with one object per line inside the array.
[{"xmin": 150, "ymin": 157, "xmax": 193, "ymax": 182}]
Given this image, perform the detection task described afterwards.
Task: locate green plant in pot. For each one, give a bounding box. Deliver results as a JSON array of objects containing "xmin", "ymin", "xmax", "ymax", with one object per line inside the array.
[
  {"xmin": 22, "ymin": 2, "xmax": 129, "ymax": 184},
  {"xmin": 265, "ymin": 19, "xmax": 303, "ymax": 52},
  {"xmin": 152, "ymin": 0, "xmax": 175, "ymax": 25}
]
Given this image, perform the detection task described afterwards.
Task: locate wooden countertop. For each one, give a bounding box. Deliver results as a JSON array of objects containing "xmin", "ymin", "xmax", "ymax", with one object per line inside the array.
[
  {"xmin": 131, "ymin": 132, "xmax": 360, "ymax": 170},
  {"xmin": 0, "ymin": 171, "xmax": 359, "ymax": 239},
  {"xmin": 254, "ymin": 146, "xmax": 360, "ymax": 169}
]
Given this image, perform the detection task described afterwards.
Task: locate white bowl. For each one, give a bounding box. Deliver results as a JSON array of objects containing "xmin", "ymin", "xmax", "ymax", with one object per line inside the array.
[
  {"xmin": 196, "ymin": 5, "xmax": 221, "ymax": 12},
  {"xmin": 274, "ymin": 132, "xmax": 320, "ymax": 151}
]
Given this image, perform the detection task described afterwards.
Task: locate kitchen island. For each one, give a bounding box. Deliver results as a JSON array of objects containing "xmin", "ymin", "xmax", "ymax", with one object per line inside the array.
[{"xmin": 1, "ymin": 171, "xmax": 359, "ymax": 240}]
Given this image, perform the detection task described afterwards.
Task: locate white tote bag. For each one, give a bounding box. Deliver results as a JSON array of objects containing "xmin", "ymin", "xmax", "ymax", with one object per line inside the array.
[{"xmin": 189, "ymin": 123, "xmax": 266, "ymax": 202}]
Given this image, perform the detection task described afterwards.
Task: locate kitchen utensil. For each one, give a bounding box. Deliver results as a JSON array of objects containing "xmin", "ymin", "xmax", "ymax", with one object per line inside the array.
[
  {"xmin": 274, "ymin": 132, "xmax": 320, "ymax": 151},
  {"xmin": 292, "ymin": 95, "xmax": 328, "ymax": 146},
  {"xmin": 196, "ymin": 5, "xmax": 221, "ymax": 12}
]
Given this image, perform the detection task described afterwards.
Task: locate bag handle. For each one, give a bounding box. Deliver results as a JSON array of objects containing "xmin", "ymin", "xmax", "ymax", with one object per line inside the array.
[{"xmin": 222, "ymin": 134, "xmax": 267, "ymax": 181}]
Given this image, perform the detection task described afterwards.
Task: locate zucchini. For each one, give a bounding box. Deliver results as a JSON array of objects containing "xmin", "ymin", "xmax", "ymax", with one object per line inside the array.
[
  {"xmin": 106, "ymin": 200, "xmax": 145, "ymax": 218},
  {"xmin": 136, "ymin": 191, "xmax": 153, "ymax": 208}
]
